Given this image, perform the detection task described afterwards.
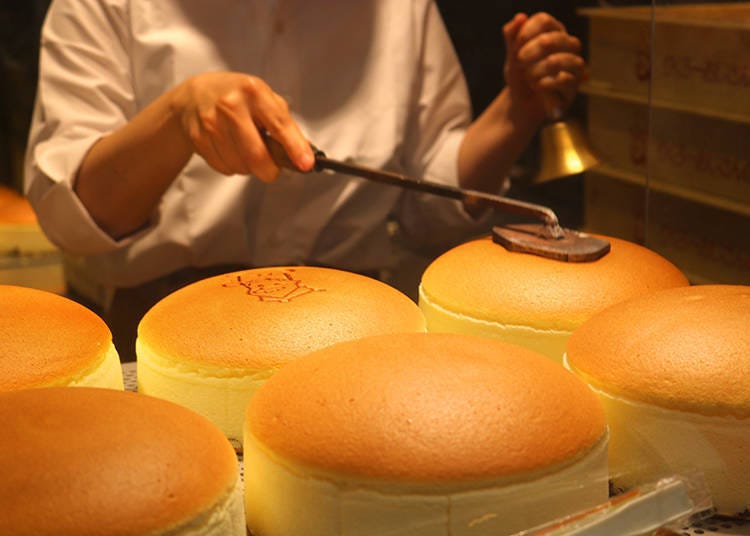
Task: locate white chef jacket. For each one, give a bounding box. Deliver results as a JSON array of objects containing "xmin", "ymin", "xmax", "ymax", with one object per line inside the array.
[{"xmin": 25, "ymin": 0, "xmax": 490, "ymax": 305}]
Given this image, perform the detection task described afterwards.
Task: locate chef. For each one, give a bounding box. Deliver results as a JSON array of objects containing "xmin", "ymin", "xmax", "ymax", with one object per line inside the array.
[{"xmin": 25, "ymin": 0, "xmax": 584, "ymax": 360}]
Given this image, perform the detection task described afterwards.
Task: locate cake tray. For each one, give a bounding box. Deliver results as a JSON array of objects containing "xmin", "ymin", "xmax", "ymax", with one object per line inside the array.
[{"xmin": 676, "ymin": 516, "xmax": 750, "ymax": 536}]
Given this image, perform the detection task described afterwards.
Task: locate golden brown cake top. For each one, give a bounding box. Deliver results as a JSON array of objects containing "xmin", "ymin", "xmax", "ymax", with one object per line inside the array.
[
  {"xmin": 0, "ymin": 185, "xmax": 37, "ymax": 224},
  {"xmin": 137, "ymin": 266, "xmax": 426, "ymax": 369},
  {"xmin": 247, "ymin": 332, "xmax": 606, "ymax": 482},
  {"xmin": 566, "ymin": 285, "xmax": 750, "ymax": 417},
  {"xmin": 0, "ymin": 387, "xmax": 238, "ymax": 535},
  {"xmin": 420, "ymin": 236, "xmax": 688, "ymax": 331},
  {"xmin": 0, "ymin": 285, "xmax": 112, "ymax": 390}
]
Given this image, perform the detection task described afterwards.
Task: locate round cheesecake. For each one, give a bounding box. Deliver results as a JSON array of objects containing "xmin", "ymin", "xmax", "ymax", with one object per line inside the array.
[
  {"xmin": 419, "ymin": 235, "xmax": 688, "ymax": 362},
  {"xmin": 0, "ymin": 185, "xmax": 36, "ymax": 223},
  {"xmin": 137, "ymin": 266, "xmax": 426, "ymax": 445},
  {"xmin": 0, "ymin": 285, "xmax": 123, "ymax": 391},
  {"xmin": 244, "ymin": 332, "xmax": 609, "ymax": 535},
  {"xmin": 565, "ymin": 284, "xmax": 750, "ymax": 515},
  {"xmin": 0, "ymin": 185, "xmax": 56, "ymax": 254},
  {"xmin": 0, "ymin": 387, "xmax": 244, "ymax": 535}
]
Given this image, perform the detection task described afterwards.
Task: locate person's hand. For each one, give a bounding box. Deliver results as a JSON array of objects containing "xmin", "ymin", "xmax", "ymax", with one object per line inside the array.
[
  {"xmin": 503, "ymin": 13, "xmax": 585, "ymax": 124},
  {"xmin": 171, "ymin": 72, "xmax": 315, "ymax": 181}
]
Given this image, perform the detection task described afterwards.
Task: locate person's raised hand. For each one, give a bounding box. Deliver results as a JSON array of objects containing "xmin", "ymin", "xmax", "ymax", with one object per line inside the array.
[
  {"xmin": 171, "ymin": 72, "xmax": 314, "ymax": 181},
  {"xmin": 503, "ymin": 12, "xmax": 585, "ymax": 124}
]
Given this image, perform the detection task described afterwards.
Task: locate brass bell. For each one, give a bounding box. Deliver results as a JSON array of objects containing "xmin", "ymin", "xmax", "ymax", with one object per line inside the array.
[{"xmin": 533, "ymin": 96, "xmax": 600, "ymax": 183}]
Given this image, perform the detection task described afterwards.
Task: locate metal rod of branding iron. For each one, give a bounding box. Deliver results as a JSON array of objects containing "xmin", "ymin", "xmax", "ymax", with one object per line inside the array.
[
  {"xmin": 261, "ymin": 132, "xmax": 609, "ymax": 262},
  {"xmin": 314, "ymin": 157, "xmax": 565, "ymax": 240},
  {"xmin": 262, "ymin": 131, "xmax": 564, "ymax": 239}
]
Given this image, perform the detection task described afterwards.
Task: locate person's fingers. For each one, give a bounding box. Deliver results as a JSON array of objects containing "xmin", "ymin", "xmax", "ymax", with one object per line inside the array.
[
  {"xmin": 514, "ymin": 23, "xmax": 584, "ymax": 107},
  {"xmin": 538, "ymin": 71, "xmax": 579, "ymax": 108},
  {"xmin": 183, "ymin": 108, "xmax": 234, "ymax": 176},
  {"xmin": 211, "ymin": 110, "xmax": 257, "ymax": 176},
  {"xmin": 241, "ymin": 79, "xmax": 314, "ymax": 172},
  {"xmin": 229, "ymin": 117, "xmax": 280, "ymax": 183},
  {"xmin": 517, "ymin": 32, "xmax": 581, "ymax": 69},
  {"xmin": 523, "ymin": 52, "xmax": 585, "ymax": 91},
  {"xmin": 215, "ymin": 79, "xmax": 280, "ymax": 181},
  {"xmin": 503, "ymin": 12, "xmax": 528, "ymax": 61},
  {"xmin": 174, "ymin": 72, "xmax": 310, "ymax": 179},
  {"xmin": 514, "ymin": 12, "xmax": 566, "ymax": 50},
  {"xmin": 270, "ymin": 94, "xmax": 315, "ymax": 172}
]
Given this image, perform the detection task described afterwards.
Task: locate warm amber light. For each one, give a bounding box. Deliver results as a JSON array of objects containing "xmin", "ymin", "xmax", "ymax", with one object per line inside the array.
[{"xmin": 534, "ymin": 119, "xmax": 601, "ymax": 183}]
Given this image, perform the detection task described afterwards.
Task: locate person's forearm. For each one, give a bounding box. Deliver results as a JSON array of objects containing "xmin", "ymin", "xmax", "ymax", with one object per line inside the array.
[
  {"xmin": 457, "ymin": 87, "xmax": 543, "ymax": 194},
  {"xmin": 75, "ymin": 86, "xmax": 193, "ymax": 240}
]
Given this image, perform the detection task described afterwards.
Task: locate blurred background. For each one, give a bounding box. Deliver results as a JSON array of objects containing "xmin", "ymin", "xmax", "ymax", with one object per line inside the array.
[{"xmin": 0, "ymin": 0, "xmax": 49, "ymax": 193}]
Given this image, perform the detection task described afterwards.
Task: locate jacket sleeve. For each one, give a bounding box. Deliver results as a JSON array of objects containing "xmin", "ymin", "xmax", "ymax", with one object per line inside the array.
[{"xmin": 24, "ymin": 0, "xmax": 142, "ymax": 255}]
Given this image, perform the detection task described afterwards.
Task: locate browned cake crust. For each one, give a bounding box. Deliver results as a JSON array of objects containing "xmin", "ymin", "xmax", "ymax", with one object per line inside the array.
[
  {"xmin": 0, "ymin": 285, "xmax": 112, "ymax": 390},
  {"xmin": 248, "ymin": 332, "xmax": 606, "ymax": 482},
  {"xmin": 138, "ymin": 266, "xmax": 426, "ymax": 369},
  {"xmin": 566, "ymin": 285, "xmax": 750, "ymax": 416},
  {"xmin": 0, "ymin": 387, "xmax": 238, "ymax": 535},
  {"xmin": 420, "ymin": 235, "xmax": 689, "ymax": 331},
  {"xmin": 0, "ymin": 185, "xmax": 37, "ymax": 224}
]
